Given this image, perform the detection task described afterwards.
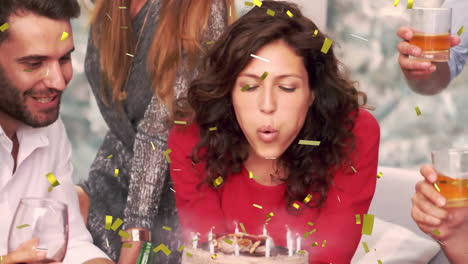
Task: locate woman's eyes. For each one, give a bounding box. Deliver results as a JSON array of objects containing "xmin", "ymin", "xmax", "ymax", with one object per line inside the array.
[{"xmin": 242, "ymin": 85, "xmax": 297, "ymax": 92}]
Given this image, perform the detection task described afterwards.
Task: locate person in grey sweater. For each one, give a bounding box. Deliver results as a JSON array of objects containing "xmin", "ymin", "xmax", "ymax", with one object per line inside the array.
[{"xmin": 76, "ymin": 0, "xmax": 233, "ymax": 263}]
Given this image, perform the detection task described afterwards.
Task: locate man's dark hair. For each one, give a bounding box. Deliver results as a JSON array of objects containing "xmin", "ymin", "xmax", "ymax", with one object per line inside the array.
[{"xmin": 0, "ymin": 0, "xmax": 80, "ymax": 44}]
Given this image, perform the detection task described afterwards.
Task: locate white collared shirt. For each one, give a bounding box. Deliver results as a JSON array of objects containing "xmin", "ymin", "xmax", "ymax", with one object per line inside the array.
[{"xmin": 0, "ymin": 118, "xmax": 110, "ymax": 263}]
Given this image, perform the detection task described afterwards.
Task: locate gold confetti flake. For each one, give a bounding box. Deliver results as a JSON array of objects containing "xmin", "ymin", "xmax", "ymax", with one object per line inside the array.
[
  {"xmin": 211, "ymin": 254, "xmax": 217, "ymax": 259},
  {"xmin": 355, "ymin": 214, "xmax": 361, "ymax": 224},
  {"xmin": 107, "ymin": 154, "xmax": 113, "ymax": 159},
  {"xmin": 362, "ymin": 214, "xmax": 374, "ymax": 235},
  {"xmin": 209, "ymin": 127, "xmax": 217, "ymax": 131},
  {"xmin": 162, "ymin": 226, "xmax": 172, "ymax": 231},
  {"xmin": 0, "ymin": 22, "xmax": 10, "ymax": 32},
  {"xmin": 253, "ymin": 203, "xmax": 263, "ymax": 209},
  {"xmin": 351, "ymin": 166, "xmax": 357, "ymax": 173},
  {"xmin": 120, "ymin": 26, "xmax": 129, "ymax": 30},
  {"xmin": 250, "ymin": 54, "xmax": 270, "ymax": 62},
  {"xmin": 313, "ymin": 29, "xmax": 319, "ymax": 37},
  {"xmin": 458, "ymin": 26, "xmax": 465, "ymax": 36},
  {"xmin": 286, "ymin": 10, "xmax": 294, "ymax": 18},
  {"xmin": 213, "ymin": 176, "xmax": 224, "ymax": 187},
  {"xmin": 178, "ymin": 245, "xmax": 185, "ymax": 252},
  {"xmin": 393, "ymin": 0, "xmax": 400, "ymax": 7},
  {"xmin": 292, "ymin": 203, "xmax": 300, "ymax": 209},
  {"xmin": 311, "ymin": 242, "xmax": 318, "ymax": 247},
  {"xmin": 60, "ymin": 32, "xmax": 69, "ymax": 41},
  {"xmin": 298, "ymin": 140, "xmax": 320, "ymax": 146},
  {"xmin": 377, "ymin": 172, "xmax": 383, "ymax": 179},
  {"xmin": 245, "ymin": 1, "xmax": 253, "ymax": 6},
  {"xmin": 46, "ymin": 173, "xmax": 60, "ymax": 192},
  {"xmin": 266, "ymin": 9, "xmax": 275, "ymax": 16},
  {"xmin": 241, "ymin": 84, "xmax": 250, "ymax": 92},
  {"xmin": 114, "ymin": 169, "xmax": 119, "ymax": 177},
  {"xmin": 303, "ymin": 194, "xmax": 312, "ymax": 203},
  {"xmin": 362, "ymin": 242, "xmax": 370, "ymax": 253},
  {"xmin": 240, "ymin": 223, "xmax": 247, "ymax": 234},
  {"xmin": 23, "ymin": 69, "xmax": 33, "ymax": 72},
  {"xmin": 122, "ymin": 243, "xmax": 132, "ymax": 248},
  {"xmin": 224, "ymin": 238, "xmax": 233, "ymax": 245},
  {"xmin": 110, "ymin": 217, "xmax": 124, "ymax": 231},
  {"xmin": 118, "ymin": 230, "xmax": 130, "ymax": 239},
  {"xmin": 151, "ymin": 141, "xmax": 155, "ymax": 150},
  {"xmin": 186, "ymin": 252, "xmax": 193, "ymax": 257},
  {"xmin": 321, "ymin": 38, "xmax": 333, "ymax": 54},
  {"xmin": 174, "ymin": 120, "xmax": 187, "ymax": 125},
  {"xmin": 253, "ymin": 0, "xmax": 262, "ymax": 7},
  {"xmin": 407, "ymin": 0, "xmax": 414, "ymax": 9},
  {"xmin": 260, "ymin": 71, "xmax": 269, "ymax": 80},
  {"xmin": 125, "ymin": 53, "xmax": 134, "ymax": 57},
  {"xmin": 432, "ymin": 229, "xmax": 440, "ymax": 236},
  {"xmin": 118, "ymin": 6, "xmax": 128, "ymax": 9},
  {"xmin": 298, "ymin": 250, "xmax": 306, "ymax": 254},
  {"xmin": 321, "ymin": 240, "xmax": 327, "ymax": 247},
  {"xmin": 415, "ymin": 106, "xmax": 422, "ymax": 116},
  {"xmin": 153, "ymin": 243, "xmax": 172, "ymax": 256},
  {"xmin": 16, "ymin": 224, "xmax": 30, "ymax": 229},
  {"xmin": 163, "ymin": 149, "xmax": 172, "ymax": 163},
  {"xmin": 434, "ymin": 183, "xmax": 441, "ymax": 192}
]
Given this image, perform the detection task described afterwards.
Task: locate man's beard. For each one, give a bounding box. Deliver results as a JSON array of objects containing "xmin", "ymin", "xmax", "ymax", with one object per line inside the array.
[{"xmin": 0, "ymin": 66, "xmax": 62, "ymax": 128}]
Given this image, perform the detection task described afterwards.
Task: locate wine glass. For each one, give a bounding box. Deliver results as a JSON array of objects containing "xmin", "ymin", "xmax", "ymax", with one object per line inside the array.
[{"xmin": 8, "ymin": 198, "xmax": 69, "ymax": 263}]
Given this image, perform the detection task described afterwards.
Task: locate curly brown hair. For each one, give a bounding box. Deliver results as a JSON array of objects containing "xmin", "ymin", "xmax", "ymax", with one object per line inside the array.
[{"xmin": 175, "ymin": 1, "xmax": 368, "ymax": 211}]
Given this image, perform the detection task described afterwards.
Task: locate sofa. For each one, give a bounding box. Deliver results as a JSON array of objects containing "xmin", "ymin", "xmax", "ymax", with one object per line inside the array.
[{"xmin": 351, "ymin": 166, "xmax": 450, "ymax": 264}]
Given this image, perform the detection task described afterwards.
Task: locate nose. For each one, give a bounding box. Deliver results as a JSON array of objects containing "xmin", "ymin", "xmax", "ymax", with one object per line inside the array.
[
  {"xmin": 258, "ymin": 85, "xmax": 277, "ymax": 114},
  {"xmin": 42, "ymin": 62, "xmax": 67, "ymax": 92}
]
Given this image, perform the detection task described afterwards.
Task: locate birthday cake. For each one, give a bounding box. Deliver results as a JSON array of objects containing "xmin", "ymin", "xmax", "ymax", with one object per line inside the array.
[{"xmin": 181, "ymin": 233, "xmax": 308, "ymax": 264}]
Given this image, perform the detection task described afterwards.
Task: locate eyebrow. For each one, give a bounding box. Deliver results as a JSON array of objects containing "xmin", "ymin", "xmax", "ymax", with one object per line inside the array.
[
  {"xmin": 239, "ymin": 73, "xmax": 303, "ymax": 80},
  {"xmin": 16, "ymin": 47, "xmax": 75, "ymax": 63}
]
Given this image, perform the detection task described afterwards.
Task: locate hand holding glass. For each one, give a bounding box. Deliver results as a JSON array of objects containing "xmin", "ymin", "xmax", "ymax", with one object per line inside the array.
[{"xmin": 8, "ymin": 198, "xmax": 69, "ymax": 263}]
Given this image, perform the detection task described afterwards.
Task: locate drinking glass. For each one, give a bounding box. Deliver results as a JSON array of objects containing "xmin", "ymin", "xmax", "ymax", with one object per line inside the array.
[
  {"xmin": 432, "ymin": 148, "xmax": 468, "ymax": 207},
  {"xmin": 409, "ymin": 7, "xmax": 452, "ymax": 62},
  {"xmin": 8, "ymin": 198, "xmax": 69, "ymax": 262}
]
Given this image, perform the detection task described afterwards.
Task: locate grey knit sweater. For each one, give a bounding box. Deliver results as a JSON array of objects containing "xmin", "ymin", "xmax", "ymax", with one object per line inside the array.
[{"xmin": 80, "ymin": 0, "xmax": 228, "ymax": 262}]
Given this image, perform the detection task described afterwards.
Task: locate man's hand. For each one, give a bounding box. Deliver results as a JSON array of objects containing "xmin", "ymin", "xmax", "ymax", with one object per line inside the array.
[
  {"xmin": 1, "ymin": 238, "xmax": 61, "ymax": 264},
  {"xmin": 397, "ymin": 26, "xmax": 460, "ymax": 80},
  {"xmin": 411, "ymin": 165, "xmax": 468, "ymax": 264},
  {"xmin": 117, "ymin": 240, "xmax": 143, "ymax": 264}
]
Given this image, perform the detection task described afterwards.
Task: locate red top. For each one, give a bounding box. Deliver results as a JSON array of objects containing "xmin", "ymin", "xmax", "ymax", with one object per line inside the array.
[{"xmin": 168, "ymin": 109, "xmax": 380, "ymax": 264}]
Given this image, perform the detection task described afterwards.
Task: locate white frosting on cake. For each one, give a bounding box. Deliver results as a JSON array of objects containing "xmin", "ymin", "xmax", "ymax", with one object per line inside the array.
[{"xmin": 182, "ymin": 247, "xmax": 309, "ymax": 264}]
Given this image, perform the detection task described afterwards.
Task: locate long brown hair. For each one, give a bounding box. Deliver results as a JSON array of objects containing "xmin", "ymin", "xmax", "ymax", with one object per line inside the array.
[
  {"xmin": 176, "ymin": 1, "xmax": 370, "ymax": 211},
  {"xmin": 88, "ymin": 0, "xmax": 235, "ymax": 108}
]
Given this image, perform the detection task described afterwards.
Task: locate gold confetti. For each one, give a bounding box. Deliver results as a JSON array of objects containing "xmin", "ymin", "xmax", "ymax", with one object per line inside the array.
[
  {"xmin": 178, "ymin": 245, "xmax": 185, "ymax": 252},
  {"xmin": 249, "ymin": 171, "xmax": 258, "ymax": 179},
  {"xmin": 303, "ymin": 194, "xmax": 312, "ymax": 203},
  {"xmin": 162, "ymin": 226, "xmax": 172, "ymax": 231},
  {"xmin": 355, "ymin": 214, "xmax": 361, "ymax": 224},
  {"xmin": 298, "ymin": 140, "xmax": 320, "ymax": 146},
  {"xmin": 106, "ymin": 13, "xmax": 112, "ymax": 21},
  {"xmin": 0, "ymin": 22, "xmax": 10, "ymax": 32},
  {"xmin": 415, "ymin": 106, "xmax": 422, "ymax": 116},
  {"xmin": 106, "ymin": 238, "xmax": 110, "ymax": 247},
  {"xmin": 458, "ymin": 26, "xmax": 465, "ymax": 36},
  {"xmin": 303, "ymin": 229, "xmax": 316, "ymax": 239},
  {"xmin": 174, "ymin": 120, "xmax": 187, "ymax": 125},
  {"xmin": 60, "ymin": 32, "xmax": 69, "ymax": 41},
  {"xmin": 118, "ymin": 6, "xmax": 128, "ymax": 9},
  {"xmin": 286, "ymin": 10, "xmax": 294, "ymax": 18},
  {"xmin": 362, "ymin": 242, "xmax": 370, "ymax": 253},
  {"xmin": 209, "ymin": 127, "xmax": 217, "ymax": 131},
  {"xmin": 120, "ymin": 26, "xmax": 128, "ymax": 30},
  {"xmin": 432, "ymin": 229, "xmax": 441, "ymax": 236},
  {"xmin": 377, "ymin": 172, "xmax": 383, "ymax": 179},
  {"xmin": 321, "ymin": 38, "xmax": 333, "ymax": 54},
  {"xmin": 206, "ymin": 41, "xmax": 214, "ymax": 45},
  {"xmin": 253, "ymin": 0, "xmax": 262, "ymax": 7},
  {"xmin": 245, "ymin": 1, "xmax": 253, "ymax": 6},
  {"xmin": 118, "ymin": 230, "xmax": 130, "ymax": 239},
  {"xmin": 250, "ymin": 54, "xmax": 270, "ymax": 62},
  {"xmin": 307, "ymin": 222, "xmax": 314, "ymax": 226},
  {"xmin": 362, "ymin": 214, "xmax": 374, "ymax": 235},
  {"xmin": 241, "ymin": 84, "xmax": 250, "ymax": 92},
  {"xmin": 253, "ymin": 203, "xmax": 263, "ymax": 209},
  {"xmin": 125, "ymin": 53, "xmax": 134, "ymax": 57},
  {"xmin": 393, "ymin": 0, "xmax": 400, "ymax": 7},
  {"xmin": 110, "ymin": 217, "xmax": 124, "ymax": 231},
  {"xmin": 351, "ymin": 166, "xmax": 357, "ymax": 173},
  {"xmin": 151, "ymin": 141, "xmax": 155, "ymax": 150},
  {"xmin": 107, "ymin": 154, "xmax": 113, "ymax": 159},
  {"xmin": 122, "ymin": 243, "xmax": 132, "ymax": 248},
  {"xmin": 407, "ymin": 0, "xmax": 414, "ymax": 9},
  {"xmin": 377, "ymin": 260, "xmax": 383, "ymax": 264},
  {"xmin": 313, "ymin": 29, "xmax": 318, "ymax": 37},
  {"xmin": 186, "ymin": 252, "xmax": 193, "ymax": 257},
  {"xmin": 268, "ymin": 212, "xmax": 275, "ymax": 217},
  {"xmin": 322, "ymin": 240, "xmax": 327, "ymax": 247},
  {"xmin": 292, "ymin": 203, "xmax": 300, "ymax": 209},
  {"xmin": 260, "ymin": 71, "xmax": 269, "ymax": 80},
  {"xmin": 153, "ymin": 243, "xmax": 172, "ymax": 256},
  {"xmin": 266, "ymin": 9, "xmax": 275, "ymax": 16},
  {"xmin": 46, "ymin": 173, "xmax": 60, "ymax": 192},
  {"xmin": 213, "ymin": 176, "xmax": 224, "ymax": 187},
  {"xmin": 163, "ymin": 149, "xmax": 172, "ymax": 163},
  {"xmin": 105, "ymin": 215, "xmax": 113, "ymax": 230},
  {"xmin": 23, "ymin": 69, "xmax": 33, "ymax": 72},
  {"xmin": 240, "ymin": 223, "xmax": 247, "ymax": 234},
  {"xmin": 224, "ymin": 238, "xmax": 233, "ymax": 245},
  {"xmin": 114, "ymin": 169, "xmax": 119, "ymax": 177},
  {"xmin": 434, "ymin": 183, "xmax": 441, "ymax": 192},
  {"xmin": 211, "ymin": 254, "xmax": 217, "ymax": 259},
  {"xmin": 16, "ymin": 224, "xmax": 30, "ymax": 229},
  {"xmin": 311, "ymin": 242, "xmax": 318, "ymax": 247}
]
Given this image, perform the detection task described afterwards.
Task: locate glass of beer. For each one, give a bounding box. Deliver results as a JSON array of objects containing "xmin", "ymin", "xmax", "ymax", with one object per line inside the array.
[
  {"xmin": 409, "ymin": 7, "xmax": 452, "ymax": 62},
  {"xmin": 432, "ymin": 148, "xmax": 468, "ymax": 207}
]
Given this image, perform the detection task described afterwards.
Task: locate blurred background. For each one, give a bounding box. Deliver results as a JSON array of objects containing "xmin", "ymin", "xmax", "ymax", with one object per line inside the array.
[{"xmin": 65, "ymin": 0, "xmax": 468, "ymax": 183}]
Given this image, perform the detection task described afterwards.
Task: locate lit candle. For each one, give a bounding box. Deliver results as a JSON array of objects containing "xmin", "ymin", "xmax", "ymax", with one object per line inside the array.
[
  {"xmin": 234, "ymin": 225, "xmax": 240, "ymax": 256},
  {"xmin": 209, "ymin": 228, "xmax": 214, "ymax": 254},
  {"xmin": 192, "ymin": 232, "xmax": 199, "ymax": 249},
  {"xmin": 296, "ymin": 233, "xmax": 301, "ymax": 253},
  {"xmin": 265, "ymin": 236, "xmax": 271, "ymax": 258},
  {"xmin": 286, "ymin": 226, "xmax": 293, "ymax": 256}
]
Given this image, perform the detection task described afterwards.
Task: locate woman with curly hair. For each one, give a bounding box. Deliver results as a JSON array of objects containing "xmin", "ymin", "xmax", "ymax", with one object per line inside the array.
[{"xmin": 168, "ymin": 1, "xmax": 380, "ymax": 263}]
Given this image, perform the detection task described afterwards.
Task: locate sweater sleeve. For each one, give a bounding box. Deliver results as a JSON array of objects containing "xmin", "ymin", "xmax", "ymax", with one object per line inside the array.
[
  {"xmin": 305, "ymin": 109, "xmax": 380, "ymax": 264},
  {"xmin": 168, "ymin": 125, "xmax": 228, "ymax": 243},
  {"xmin": 123, "ymin": 0, "xmax": 229, "ymax": 229}
]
